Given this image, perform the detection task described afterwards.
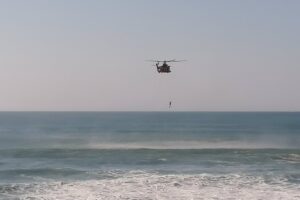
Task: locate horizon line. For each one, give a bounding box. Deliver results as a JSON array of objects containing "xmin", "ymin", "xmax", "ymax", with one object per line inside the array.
[{"xmin": 0, "ymin": 110, "xmax": 299, "ymax": 113}]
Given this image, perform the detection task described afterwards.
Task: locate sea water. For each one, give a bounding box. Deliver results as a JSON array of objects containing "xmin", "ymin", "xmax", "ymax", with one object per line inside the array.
[{"xmin": 0, "ymin": 112, "xmax": 299, "ymax": 199}]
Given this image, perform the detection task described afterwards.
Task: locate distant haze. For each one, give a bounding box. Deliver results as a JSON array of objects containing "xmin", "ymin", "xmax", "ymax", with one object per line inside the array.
[{"xmin": 0, "ymin": 0, "xmax": 300, "ymax": 111}]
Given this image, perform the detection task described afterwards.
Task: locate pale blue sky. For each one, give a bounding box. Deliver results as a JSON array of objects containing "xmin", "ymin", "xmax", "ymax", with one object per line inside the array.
[{"xmin": 0, "ymin": 0, "xmax": 299, "ymax": 111}]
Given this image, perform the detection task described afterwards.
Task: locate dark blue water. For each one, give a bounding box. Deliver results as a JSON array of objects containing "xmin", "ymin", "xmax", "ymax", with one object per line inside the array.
[
  {"xmin": 0, "ymin": 112, "xmax": 299, "ymax": 149},
  {"xmin": 0, "ymin": 112, "xmax": 299, "ymax": 199}
]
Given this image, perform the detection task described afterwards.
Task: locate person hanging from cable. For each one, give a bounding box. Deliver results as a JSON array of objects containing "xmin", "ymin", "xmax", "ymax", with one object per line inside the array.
[{"xmin": 169, "ymin": 101, "xmax": 172, "ymax": 109}]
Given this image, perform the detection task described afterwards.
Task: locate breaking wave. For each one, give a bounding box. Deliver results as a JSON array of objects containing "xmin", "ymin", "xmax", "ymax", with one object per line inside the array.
[{"xmin": 0, "ymin": 171, "xmax": 299, "ymax": 200}]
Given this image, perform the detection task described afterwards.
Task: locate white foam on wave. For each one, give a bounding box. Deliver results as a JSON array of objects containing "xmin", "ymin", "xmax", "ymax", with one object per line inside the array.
[
  {"xmin": 84, "ymin": 140, "xmax": 298, "ymax": 149},
  {"xmin": 2, "ymin": 171, "xmax": 300, "ymax": 200},
  {"xmin": 277, "ymin": 154, "xmax": 300, "ymax": 163}
]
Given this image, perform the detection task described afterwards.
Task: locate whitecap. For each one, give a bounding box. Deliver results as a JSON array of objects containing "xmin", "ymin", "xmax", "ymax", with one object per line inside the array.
[{"xmin": 1, "ymin": 172, "xmax": 299, "ymax": 200}]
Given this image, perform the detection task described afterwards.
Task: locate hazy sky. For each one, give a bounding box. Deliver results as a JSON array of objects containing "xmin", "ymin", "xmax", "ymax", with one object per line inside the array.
[{"xmin": 0, "ymin": 0, "xmax": 299, "ymax": 111}]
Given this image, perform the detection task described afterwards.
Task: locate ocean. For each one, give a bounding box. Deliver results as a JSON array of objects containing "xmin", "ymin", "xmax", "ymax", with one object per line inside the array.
[{"xmin": 0, "ymin": 112, "xmax": 299, "ymax": 199}]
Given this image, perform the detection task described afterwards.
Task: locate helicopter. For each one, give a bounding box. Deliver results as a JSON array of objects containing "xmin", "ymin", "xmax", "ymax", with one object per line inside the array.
[{"xmin": 147, "ymin": 59, "xmax": 186, "ymax": 73}]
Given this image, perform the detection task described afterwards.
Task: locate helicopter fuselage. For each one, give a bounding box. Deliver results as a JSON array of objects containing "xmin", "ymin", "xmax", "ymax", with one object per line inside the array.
[{"xmin": 156, "ymin": 62, "xmax": 171, "ymax": 73}]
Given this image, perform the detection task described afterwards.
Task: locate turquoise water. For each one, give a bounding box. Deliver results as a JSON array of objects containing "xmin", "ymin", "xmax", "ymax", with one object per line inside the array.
[{"xmin": 0, "ymin": 112, "xmax": 299, "ymax": 199}]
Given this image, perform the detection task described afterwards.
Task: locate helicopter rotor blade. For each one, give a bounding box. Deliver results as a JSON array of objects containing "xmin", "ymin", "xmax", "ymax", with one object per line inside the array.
[
  {"xmin": 165, "ymin": 59, "xmax": 186, "ymax": 62},
  {"xmin": 146, "ymin": 59, "xmax": 163, "ymax": 62},
  {"xmin": 146, "ymin": 59, "xmax": 186, "ymax": 63}
]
